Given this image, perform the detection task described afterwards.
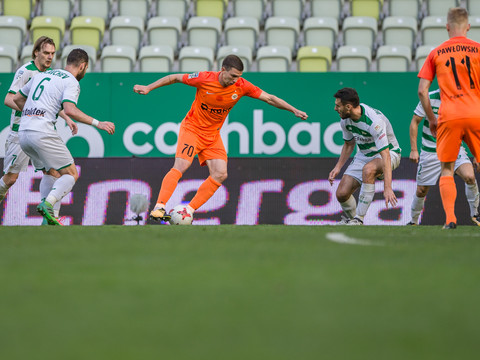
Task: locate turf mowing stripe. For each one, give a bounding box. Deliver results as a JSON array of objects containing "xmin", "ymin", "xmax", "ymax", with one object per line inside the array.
[{"xmin": 326, "ymin": 232, "xmax": 383, "ymax": 246}]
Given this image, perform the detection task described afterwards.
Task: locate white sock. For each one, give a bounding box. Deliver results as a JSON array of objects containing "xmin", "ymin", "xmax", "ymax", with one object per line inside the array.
[
  {"xmin": 356, "ymin": 183, "xmax": 375, "ymax": 221},
  {"xmin": 339, "ymin": 195, "xmax": 356, "ymax": 219},
  {"xmin": 46, "ymin": 174, "xmax": 76, "ymax": 206},
  {"xmin": 410, "ymin": 194, "xmax": 426, "ymax": 224},
  {"xmin": 0, "ymin": 177, "xmax": 9, "ymax": 203},
  {"xmin": 40, "ymin": 175, "xmax": 56, "ymax": 200},
  {"xmin": 465, "ymin": 182, "xmax": 479, "ymax": 217},
  {"xmin": 40, "ymin": 174, "xmax": 62, "ymax": 216}
]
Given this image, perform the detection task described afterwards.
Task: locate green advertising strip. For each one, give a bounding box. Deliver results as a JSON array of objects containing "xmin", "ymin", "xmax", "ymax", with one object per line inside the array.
[{"xmin": 0, "ymin": 72, "xmax": 425, "ymax": 158}]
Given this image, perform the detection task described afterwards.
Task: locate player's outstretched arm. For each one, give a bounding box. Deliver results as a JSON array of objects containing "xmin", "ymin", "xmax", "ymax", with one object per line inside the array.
[
  {"xmin": 418, "ymin": 79, "xmax": 436, "ymax": 136},
  {"xmin": 133, "ymin": 74, "xmax": 184, "ymax": 95},
  {"xmin": 4, "ymin": 93, "xmax": 22, "ymax": 112},
  {"xmin": 379, "ymin": 148, "xmax": 397, "ymax": 208},
  {"xmin": 257, "ymin": 91, "xmax": 308, "ymax": 120},
  {"xmin": 12, "ymin": 92, "xmax": 27, "ymax": 111},
  {"xmin": 63, "ymin": 102, "xmax": 115, "ymax": 135},
  {"xmin": 59, "ymin": 110, "xmax": 78, "ymax": 135},
  {"xmin": 328, "ymin": 140, "xmax": 355, "ymax": 185},
  {"xmin": 409, "ymin": 114, "xmax": 423, "ymax": 163}
]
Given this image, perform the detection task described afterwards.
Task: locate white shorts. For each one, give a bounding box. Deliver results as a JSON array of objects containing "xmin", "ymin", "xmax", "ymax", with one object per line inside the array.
[
  {"xmin": 416, "ymin": 147, "xmax": 472, "ymax": 186},
  {"xmin": 344, "ymin": 151, "xmax": 401, "ymax": 184},
  {"xmin": 19, "ymin": 130, "xmax": 74, "ymax": 171},
  {"xmin": 3, "ymin": 133, "xmax": 29, "ymax": 174}
]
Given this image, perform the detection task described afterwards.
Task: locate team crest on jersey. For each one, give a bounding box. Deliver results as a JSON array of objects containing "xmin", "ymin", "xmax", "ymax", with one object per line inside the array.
[
  {"xmin": 188, "ymin": 72, "xmax": 199, "ymax": 79},
  {"xmin": 232, "ymin": 93, "xmax": 238, "ymax": 100},
  {"xmin": 15, "ymin": 70, "xmax": 24, "ymax": 80}
]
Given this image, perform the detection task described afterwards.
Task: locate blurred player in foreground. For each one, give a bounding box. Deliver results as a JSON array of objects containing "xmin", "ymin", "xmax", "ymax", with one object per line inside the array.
[
  {"xmin": 408, "ymin": 89, "xmax": 480, "ymax": 225},
  {"xmin": 328, "ymin": 88, "xmax": 401, "ymax": 225},
  {"xmin": 133, "ymin": 55, "xmax": 308, "ymax": 222},
  {"xmin": 1, "ymin": 36, "xmax": 77, "ymax": 224},
  {"xmin": 13, "ymin": 49, "xmax": 115, "ymax": 225},
  {"xmin": 418, "ymin": 7, "xmax": 480, "ymax": 229}
]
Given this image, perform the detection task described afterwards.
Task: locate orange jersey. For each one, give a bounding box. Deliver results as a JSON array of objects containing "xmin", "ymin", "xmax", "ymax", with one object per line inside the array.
[
  {"xmin": 182, "ymin": 71, "xmax": 262, "ymax": 136},
  {"xmin": 418, "ymin": 36, "xmax": 480, "ymax": 123}
]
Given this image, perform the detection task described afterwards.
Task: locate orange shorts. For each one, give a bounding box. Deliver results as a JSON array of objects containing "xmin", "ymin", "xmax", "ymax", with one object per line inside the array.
[
  {"xmin": 437, "ymin": 118, "xmax": 480, "ymax": 162},
  {"xmin": 175, "ymin": 122, "xmax": 227, "ymax": 166}
]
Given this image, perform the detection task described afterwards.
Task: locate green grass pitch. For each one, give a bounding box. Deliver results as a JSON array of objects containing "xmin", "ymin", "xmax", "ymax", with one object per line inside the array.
[{"xmin": 1, "ymin": 225, "xmax": 479, "ymax": 360}]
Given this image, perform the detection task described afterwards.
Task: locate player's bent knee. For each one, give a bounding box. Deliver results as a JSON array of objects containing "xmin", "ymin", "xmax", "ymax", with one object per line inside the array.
[
  {"xmin": 416, "ymin": 186, "xmax": 429, "ymax": 197},
  {"xmin": 3, "ymin": 173, "xmax": 18, "ymax": 187},
  {"xmin": 213, "ymin": 172, "xmax": 228, "ymax": 184}
]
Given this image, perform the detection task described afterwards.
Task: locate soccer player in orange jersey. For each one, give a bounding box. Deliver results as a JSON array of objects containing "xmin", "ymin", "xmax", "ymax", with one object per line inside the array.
[
  {"xmin": 133, "ymin": 55, "xmax": 308, "ymax": 222},
  {"xmin": 418, "ymin": 7, "xmax": 480, "ymax": 229}
]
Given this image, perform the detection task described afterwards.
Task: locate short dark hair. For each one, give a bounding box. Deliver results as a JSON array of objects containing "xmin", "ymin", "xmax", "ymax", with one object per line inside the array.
[
  {"xmin": 32, "ymin": 36, "xmax": 56, "ymax": 59},
  {"xmin": 222, "ymin": 55, "xmax": 244, "ymax": 72},
  {"xmin": 334, "ymin": 88, "xmax": 360, "ymax": 107},
  {"xmin": 66, "ymin": 48, "xmax": 89, "ymax": 67}
]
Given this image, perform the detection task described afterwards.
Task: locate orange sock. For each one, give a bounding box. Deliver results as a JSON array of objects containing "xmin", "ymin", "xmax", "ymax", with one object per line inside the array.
[
  {"xmin": 439, "ymin": 176, "xmax": 457, "ymax": 225},
  {"xmin": 188, "ymin": 176, "xmax": 221, "ymax": 210},
  {"xmin": 157, "ymin": 168, "xmax": 183, "ymax": 205}
]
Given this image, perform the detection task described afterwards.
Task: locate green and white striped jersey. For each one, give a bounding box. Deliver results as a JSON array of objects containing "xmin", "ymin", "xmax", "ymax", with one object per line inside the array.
[
  {"xmin": 19, "ymin": 69, "xmax": 80, "ymax": 136},
  {"xmin": 7, "ymin": 61, "xmax": 48, "ymax": 133},
  {"xmin": 413, "ymin": 89, "xmax": 440, "ymax": 153},
  {"xmin": 341, "ymin": 103, "xmax": 401, "ymax": 160}
]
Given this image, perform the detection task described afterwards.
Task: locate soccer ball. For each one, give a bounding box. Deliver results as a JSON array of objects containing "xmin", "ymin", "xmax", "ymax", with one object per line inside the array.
[{"xmin": 168, "ymin": 205, "xmax": 194, "ymax": 225}]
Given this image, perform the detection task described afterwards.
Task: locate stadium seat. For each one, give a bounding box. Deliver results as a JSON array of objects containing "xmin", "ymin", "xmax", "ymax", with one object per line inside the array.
[
  {"xmin": 3, "ymin": 0, "xmax": 34, "ymax": 21},
  {"xmin": 0, "ymin": 44, "xmax": 18, "ymax": 73},
  {"xmin": 421, "ymin": 16, "xmax": 448, "ymax": 46},
  {"xmin": 20, "ymin": 44, "xmax": 34, "ymax": 65},
  {"xmin": 342, "ymin": 16, "xmax": 377, "ymax": 50},
  {"xmin": 271, "ymin": 0, "xmax": 304, "ymax": 21},
  {"xmin": 415, "ymin": 45, "xmax": 435, "ymax": 70},
  {"xmin": 264, "ymin": 16, "xmax": 300, "ymax": 53},
  {"xmin": 467, "ymin": 0, "xmax": 480, "ymax": 16},
  {"xmin": 224, "ymin": 17, "xmax": 259, "ymax": 51},
  {"xmin": 351, "ymin": 0, "xmax": 383, "ymax": 21},
  {"xmin": 388, "ymin": 0, "xmax": 420, "ymax": 18},
  {"xmin": 30, "ymin": 16, "xmax": 66, "ymax": 50},
  {"xmin": 469, "ymin": 16, "xmax": 480, "ymax": 43},
  {"xmin": 109, "ymin": 16, "xmax": 145, "ymax": 53},
  {"xmin": 178, "ymin": 46, "xmax": 214, "ymax": 72},
  {"xmin": 232, "ymin": 0, "xmax": 266, "ymax": 24},
  {"xmin": 216, "ymin": 45, "xmax": 252, "ymax": 71},
  {"xmin": 118, "ymin": 0, "xmax": 152, "ymax": 22},
  {"xmin": 425, "ymin": 0, "xmax": 456, "ymax": 17},
  {"xmin": 310, "ymin": 0, "xmax": 343, "ymax": 20},
  {"xmin": 139, "ymin": 45, "xmax": 174, "ymax": 72},
  {"xmin": 61, "ymin": 44, "xmax": 97, "ymax": 72},
  {"xmin": 296, "ymin": 46, "xmax": 332, "ymax": 72},
  {"xmin": 40, "ymin": 0, "xmax": 74, "ymax": 23},
  {"xmin": 70, "ymin": 16, "xmax": 105, "ymax": 52},
  {"xmin": 256, "ymin": 45, "xmax": 291, "ymax": 72},
  {"xmin": 382, "ymin": 16, "xmax": 417, "ymax": 50},
  {"xmin": 187, "ymin": 16, "xmax": 222, "ymax": 51},
  {"xmin": 147, "ymin": 16, "xmax": 182, "ymax": 54},
  {"xmin": 101, "ymin": 45, "xmax": 137, "ymax": 72},
  {"xmin": 0, "ymin": 16, "xmax": 27, "ymax": 53},
  {"xmin": 78, "ymin": 0, "xmax": 112, "ymax": 23},
  {"xmin": 155, "ymin": 0, "xmax": 189, "ymax": 25},
  {"xmin": 336, "ymin": 45, "xmax": 371, "ymax": 72},
  {"xmin": 196, "ymin": 0, "xmax": 226, "ymax": 21},
  {"xmin": 303, "ymin": 17, "xmax": 338, "ymax": 53},
  {"xmin": 376, "ymin": 45, "xmax": 411, "ymax": 72}
]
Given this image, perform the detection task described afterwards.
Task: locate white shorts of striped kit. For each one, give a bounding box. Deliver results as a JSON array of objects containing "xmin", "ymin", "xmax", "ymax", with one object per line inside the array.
[
  {"xmin": 19, "ymin": 130, "xmax": 73, "ymax": 172},
  {"xmin": 344, "ymin": 150, "xmax": 401, "ymax": 185},
  {"xmin": 416, "ymin": 147, "xmax": 471, "ymax": 186}
]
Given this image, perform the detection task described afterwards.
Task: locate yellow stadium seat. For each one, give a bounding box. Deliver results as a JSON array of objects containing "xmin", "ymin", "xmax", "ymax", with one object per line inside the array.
[{"xmin": 297, "ymin": 46, "xmax": 332, "ymax": 72}]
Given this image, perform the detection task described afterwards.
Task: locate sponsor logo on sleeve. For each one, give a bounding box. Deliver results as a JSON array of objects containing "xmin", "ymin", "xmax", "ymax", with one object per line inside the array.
[{"xmin": 188, "ymin": 72, "xmax": 199, "ymax": 79}]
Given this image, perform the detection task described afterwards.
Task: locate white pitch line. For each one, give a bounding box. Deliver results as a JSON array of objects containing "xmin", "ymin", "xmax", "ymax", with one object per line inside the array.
[{"xmin": 325, "ymin": 232, "xmax": 383, "ymax": 246}]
